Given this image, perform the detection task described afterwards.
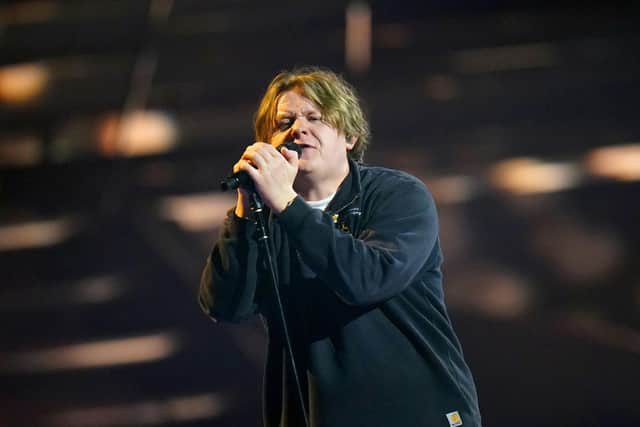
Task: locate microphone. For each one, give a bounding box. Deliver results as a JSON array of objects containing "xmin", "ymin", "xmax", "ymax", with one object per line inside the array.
[{"xmin": 220, "ymin": 141, "xmax": 302, "ymax": 192}]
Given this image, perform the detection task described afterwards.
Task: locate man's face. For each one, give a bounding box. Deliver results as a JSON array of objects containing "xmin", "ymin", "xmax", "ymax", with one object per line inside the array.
[{"xmin": 270, "ymin": 90, "xmax": 354, "ymax": 182}]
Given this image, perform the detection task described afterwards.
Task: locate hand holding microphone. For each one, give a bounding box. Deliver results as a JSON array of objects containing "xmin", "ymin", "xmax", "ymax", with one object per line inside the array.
[
  {"xmin": 221, "ymin": 141, "xmax": 301, "ymax": 191},
  {"xmin": 224, "ymin": 141, "xmax": 301, "ymax": 216}
]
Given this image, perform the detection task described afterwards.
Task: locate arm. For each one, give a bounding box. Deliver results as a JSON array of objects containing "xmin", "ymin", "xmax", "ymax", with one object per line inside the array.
[
  {"xmin": 199, "ymin": 142, "xmax": 297, "ymax": 322},
  {"xmin": 277, "ymin": 177, "xmax": 438, "ymax": 306},
  {"xmin": 198, "ymin": 210, "xmax": 262, "ymax": 322}
]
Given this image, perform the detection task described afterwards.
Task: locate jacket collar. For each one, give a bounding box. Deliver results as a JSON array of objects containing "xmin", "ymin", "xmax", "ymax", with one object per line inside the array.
[{"xmin": 326, "ymin": 158, "xmax": 362, "ymax": 214}]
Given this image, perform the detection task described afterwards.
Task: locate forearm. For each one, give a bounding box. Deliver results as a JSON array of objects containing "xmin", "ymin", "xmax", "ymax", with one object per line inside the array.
[
  {"xmin": 277, "ymin": 185, "xmax": 438, "ymax": 306},
  {"xmin": 198, "ymin": 211, "xmax": 262, "ymax": 322}
]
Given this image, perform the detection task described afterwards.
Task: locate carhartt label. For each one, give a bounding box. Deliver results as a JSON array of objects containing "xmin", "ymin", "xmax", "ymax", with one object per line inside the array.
[{"xmin": 446, "ymin": 411, "xmax": 463, "ymax": 427}]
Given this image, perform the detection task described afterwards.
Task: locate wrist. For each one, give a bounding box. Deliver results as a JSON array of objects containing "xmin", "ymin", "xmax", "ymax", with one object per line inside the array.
[{"xmin": 273, "ymin": 192, "xmax": 298, "ymax": 214}]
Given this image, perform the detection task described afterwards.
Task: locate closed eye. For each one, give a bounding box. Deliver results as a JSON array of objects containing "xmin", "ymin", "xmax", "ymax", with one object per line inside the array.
[
  {"xmin": 276, "ymin": 119, "xmax": 292, "ymax": 131},
  {"xmin": 275, "ymin": 114, "xmax": 322, "ymax": 131}
]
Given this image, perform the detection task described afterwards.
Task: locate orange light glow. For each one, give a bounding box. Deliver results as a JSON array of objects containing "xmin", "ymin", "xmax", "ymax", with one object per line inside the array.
[
  {"xmin": 1, "ymin": 332, "xmax": 179, "ymax": 373},
  {"xmin": 585, "ymin": 143, "xmax": 640, "ymax": 181},
  {"xmin": 446, "ymin": 264, "xmax": 534, "ymax": 318},
  {"xmin": 158, "ymin": 193, "xmax": 236, "ymax": 232},
  {"xmin": 0, "ymin": 134, "xmax": 42, "ymax": 166},
  {"xmin": 428, "ymin": 175, "xmax": 477, "ymax": 204},
  {"xmin": 345, "ymin": 2, "xmax": 371, "ymax": 73},
  {"xmin": 0, "ymin": 63, "xmax": 49, "ymax": 104},
  {"xmin": 0, "ymin": 275, "xmax": 125, "ymax": 312},
  {"xmin": 49, "ymin": 393, "xmax": 228, "ymax": 427},
  {"xmin": 0, "ymin": 217, "xmax": 80, "ymax": 251},
  {"xmin": 97, "ymin": 110, "xmax": 178, "ymax": 157},
  {"xmin": 489, "ymin": 157, "xmax": 581, "ymax": 195}
]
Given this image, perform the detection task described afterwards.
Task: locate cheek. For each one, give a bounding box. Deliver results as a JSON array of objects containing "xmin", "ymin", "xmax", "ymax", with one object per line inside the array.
[{"xmin": 269, "ymin": 132, "xmax": 286, "ymax": 147}]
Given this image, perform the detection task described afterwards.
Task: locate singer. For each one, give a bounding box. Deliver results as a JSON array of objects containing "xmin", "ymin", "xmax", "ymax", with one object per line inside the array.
[{"xmin": 199, "ymin": 67, "xmax": 481, "ymax": 427}]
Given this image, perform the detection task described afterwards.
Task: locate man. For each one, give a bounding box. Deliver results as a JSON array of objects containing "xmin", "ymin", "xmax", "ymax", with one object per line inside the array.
[{"xmin": 199, "ymin": 67, "xmax": 481, "ymax": 427}]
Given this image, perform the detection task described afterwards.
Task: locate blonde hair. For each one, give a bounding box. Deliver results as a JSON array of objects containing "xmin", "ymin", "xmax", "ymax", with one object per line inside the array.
[{"xmin": 254, "ymin": 67, "xmax": 370, "ymax": 161}]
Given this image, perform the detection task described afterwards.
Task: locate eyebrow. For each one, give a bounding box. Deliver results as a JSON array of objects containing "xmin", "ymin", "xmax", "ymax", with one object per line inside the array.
[{"xmin": 275, "ymin": 109, "xmax": 321, "ymax": 118}]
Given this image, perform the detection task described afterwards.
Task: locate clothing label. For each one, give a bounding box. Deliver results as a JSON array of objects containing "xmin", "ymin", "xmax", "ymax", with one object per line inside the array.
[{"xmin": 446, "ymin": 411, "xmax": 463, "ymax": 427}]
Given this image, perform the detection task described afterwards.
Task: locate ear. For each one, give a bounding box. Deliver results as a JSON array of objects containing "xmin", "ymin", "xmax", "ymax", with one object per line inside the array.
[{"xmin": 345, "ymin": 135, "xmax": 357, "ymax": 150}]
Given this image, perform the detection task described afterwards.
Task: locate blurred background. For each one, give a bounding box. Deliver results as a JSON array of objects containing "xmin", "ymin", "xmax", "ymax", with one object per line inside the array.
[{"xmin": 1, "ymin": 0, "xmax": 639, "ymax": 426}]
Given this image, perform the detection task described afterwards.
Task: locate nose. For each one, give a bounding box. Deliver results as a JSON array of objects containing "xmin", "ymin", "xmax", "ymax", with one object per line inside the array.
[{"xmin": 290, "ymin": 116, "xmax": 309, "ymax": 139}]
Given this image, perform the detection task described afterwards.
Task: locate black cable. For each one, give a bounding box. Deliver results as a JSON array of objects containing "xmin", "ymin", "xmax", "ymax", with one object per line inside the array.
[{"xmin": 249, "ymin": 192, "xmax": 310, "ymax": 427}]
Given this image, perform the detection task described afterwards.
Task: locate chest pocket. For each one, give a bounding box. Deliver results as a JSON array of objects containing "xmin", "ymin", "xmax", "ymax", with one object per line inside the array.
[{"xmin": 331, "ymin": 207, "xmax": 362, "ymax": 236}]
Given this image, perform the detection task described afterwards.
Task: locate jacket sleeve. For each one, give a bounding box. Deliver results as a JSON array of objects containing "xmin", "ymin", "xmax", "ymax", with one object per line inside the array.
[
  {"xmin": 198, "ymin": 210, "xmax": 262, "ymax": 322},
  {"xmin": 276, "ymin": 176, "xmax": 438, "ymax": 306}
]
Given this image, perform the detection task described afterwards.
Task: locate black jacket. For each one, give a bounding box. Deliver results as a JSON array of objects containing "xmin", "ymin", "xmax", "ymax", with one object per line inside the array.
[{"xmin": 199, "ymin": 160, "xmax": 481, "ymax": 427}]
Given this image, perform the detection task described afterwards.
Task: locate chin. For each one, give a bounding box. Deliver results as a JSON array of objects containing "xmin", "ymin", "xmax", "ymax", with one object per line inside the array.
[{"xmin": 297, "ymin": 160, "xmax": 313, "ymax": 172}]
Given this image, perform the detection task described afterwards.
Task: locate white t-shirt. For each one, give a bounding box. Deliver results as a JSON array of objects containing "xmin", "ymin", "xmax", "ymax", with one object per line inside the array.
[{"xmin": 305, "ymin": 192, "xmax": 336, "ymax": 211}]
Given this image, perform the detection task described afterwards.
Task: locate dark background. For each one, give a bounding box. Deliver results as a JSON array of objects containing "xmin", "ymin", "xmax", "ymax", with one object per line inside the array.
[{"xmin": 1, "ymin": 1, "xmax": 639, "ymax": 426}]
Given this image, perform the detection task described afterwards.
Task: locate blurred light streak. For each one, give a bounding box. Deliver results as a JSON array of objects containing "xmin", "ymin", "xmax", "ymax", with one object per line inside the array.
[
  {"xmin": 532, "ymin": 219, "xmax": 622, "ymax": 285},
  {"xmin": 560, "ymin": 314, "xmax": 640, "ymax": 355},
  {"xmin": 97, "ymin": 110, "xmax": 178, "ymax": 157},
  {"xmin": 429, "ymin": 175, "xmax": 478, "ymax": 204},
  {"xmin": 157, "ymin": 193, "xmax": 235, "ymax": 232},
  {"xmin": 375, "ymin": 23, "xmax": 412, "ymax": 48},
  {"xmin": 345, "ymin": 2, "xmax": 371, "ymax": 73},
  {"xmin": 451, "ymin": 42, "xmax": 556, "ymax": 73},
  {"xmin": 0, "ymin": 217, "xmax": 81, "ymax": 252},
  {"xmin": 424, "ymin": 74, "xmax": 458, "ymax": 101},
  {"xmin": 0, "ymin": 134, "xmax": 42, "ymax": 166},
  {"xmin": 489, "ymin": 157, "xmax": 582, "ymax": 195},
  {"xmin": 48, "ymin": 393, "xmax": 227, "ymax": 427},
  {"xmin": 149, "ymin": 0, "xmax": 173, "ymax": 24},
  {"xmin": 1, "ymin": 332, "xmax": 179, "ymax": 373},
  {"xmin": 0, "ymin": 276, "xmax": 124, "ymax": 312},
  {"xmin": 0, "ymin": 1, "xmax": 59, "ymax": 25},
  {"xmin": 584, "ymin": 143, "xmax": 640, "ymax": 181},
  {"xmin": 446, "ymin": 265, "xmax": 533, "ymax": 318},
  {"xmin": 0, "ymin": 62, "xmax": 49, "ymax": 104}
]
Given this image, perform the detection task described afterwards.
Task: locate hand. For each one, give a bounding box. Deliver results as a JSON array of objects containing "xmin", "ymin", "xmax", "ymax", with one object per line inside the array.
[{"xmin": 233, "ymin": 142, "xmax": 299, "ymax": 215}]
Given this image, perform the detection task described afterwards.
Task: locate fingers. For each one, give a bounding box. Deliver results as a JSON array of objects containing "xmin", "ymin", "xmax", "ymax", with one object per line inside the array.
[
  {"xmin": 240, "ymin": 143, "xmax": 280, "ymax": 170},
  {"xmin": 234, "ymin": 141, "xmax": 298, "ymax": 182},
  {"xmin": 232, "ymin": 159, "xmax": 258, "ymax": 180},
  {"xmin": 232, "ymin": 142, "xmax": 298, "ymax": 212},
  {"xmin": 280, "ymin": 147, "xmax": 300, "ymax": 167}
]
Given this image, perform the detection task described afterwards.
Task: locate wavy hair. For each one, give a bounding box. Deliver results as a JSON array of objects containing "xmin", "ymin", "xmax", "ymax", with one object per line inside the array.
[{"xmin": 254, "ymin": 67, "xmax": 370, "ymax": 161}]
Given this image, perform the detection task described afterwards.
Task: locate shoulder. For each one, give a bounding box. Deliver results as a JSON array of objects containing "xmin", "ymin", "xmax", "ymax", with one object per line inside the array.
[
  {"xmin": 356, "ymin": 163, "xmax": 436, "ymax": 210},
  {"xmin": 358, "ymin": 163, "xmax": 431, "ymax": 196}
]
